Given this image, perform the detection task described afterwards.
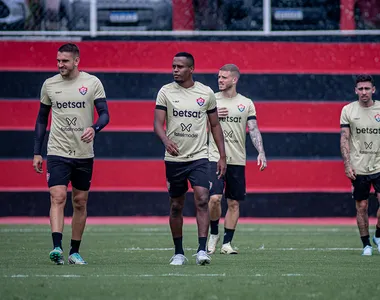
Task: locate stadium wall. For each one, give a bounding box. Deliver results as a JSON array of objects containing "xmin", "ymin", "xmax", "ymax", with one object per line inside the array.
[{"xmin": 1, "ymin": 41, "xmax": 380, "ymax": 217}]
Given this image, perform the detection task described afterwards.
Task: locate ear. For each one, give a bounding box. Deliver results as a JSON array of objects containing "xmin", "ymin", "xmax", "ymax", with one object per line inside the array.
[
  {"xmin": 74, "ymin": 56, "xmax": 80, "ymax": 67},
  {"xmin": 373, "ymin": 86, "xmax": 376, "ymax": 94}
]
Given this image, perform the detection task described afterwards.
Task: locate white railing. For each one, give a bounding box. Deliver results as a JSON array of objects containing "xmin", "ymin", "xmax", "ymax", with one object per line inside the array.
[{"xmin": 1, "ymin": 0, "xmax": 380, "ymax": 38}]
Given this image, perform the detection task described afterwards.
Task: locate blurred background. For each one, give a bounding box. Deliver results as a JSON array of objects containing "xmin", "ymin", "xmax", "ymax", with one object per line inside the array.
[
  {"xmin": 1, "ymin": 0, "xmax": 380, "ymax": 32},
  {"xmin": 1, "ymin": 0, "xmax": 380, "ymax": 218}
]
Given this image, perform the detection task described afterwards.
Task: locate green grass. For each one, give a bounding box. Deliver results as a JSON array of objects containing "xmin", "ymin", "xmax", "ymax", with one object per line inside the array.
[{"xmin": 1, "ymin": 224, "xmax": 379, "ymax": 300}]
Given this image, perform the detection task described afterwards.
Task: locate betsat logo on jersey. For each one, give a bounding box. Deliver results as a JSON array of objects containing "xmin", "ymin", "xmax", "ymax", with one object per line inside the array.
[
  {"xmin": 54, "ymin": 101, "xmax": 86, "ymax": 109},
  {"xmin": 172, "ymin": 108, "xmax": 200, "ymax": 138},
  {"xmin": 356, "ymin": 127, "xmax": 380, "ymax": 134},
  {"xmin": 172, "ymin": 108, "xmax": 201, "ymax": 118},
  {"xmin": 219, "ymin": 116, "xmax": 242, "ymax": 123}
]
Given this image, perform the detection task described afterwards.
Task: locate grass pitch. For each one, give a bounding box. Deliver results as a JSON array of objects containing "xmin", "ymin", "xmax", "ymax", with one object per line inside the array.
[{"xmin": 1, "ymin": 224, "xmax": 379, "ymax": 300}]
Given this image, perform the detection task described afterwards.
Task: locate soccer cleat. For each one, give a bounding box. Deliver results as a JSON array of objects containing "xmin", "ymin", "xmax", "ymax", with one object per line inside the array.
[
  {"xmin": 49, "ymin": 247, "xmax": 64, "ymax": 265},
  {"xmin": 207, "ymin": 234, "xmax": 220, "ymax": 254},
  {"xmin": 68, "ymin": 253, "xmax": 87, "ymax": 265},
  {"xmin": 220, "ymin": 242, "xmax": 238, "ymax": 254},
  {"xmin": 169, "ymin": 254, "xmax": 188, "ymax": 265},
  {"xmin": 195, "ymin": 250, "xmax": 211, "ymax": 265},
  {"xmin": 373, "ymin": 236, "xmax": 380, "ymax": 253},
  {"xmin": 362, "ymin": 245, "xmax": 373, "ymax": 256}
]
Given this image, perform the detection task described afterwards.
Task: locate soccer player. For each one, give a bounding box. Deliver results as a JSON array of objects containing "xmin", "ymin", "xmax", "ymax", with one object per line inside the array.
[
  {"xmin": 32, "ymin": 43, "xmax": 110, "ymax": 265},
  {"xmin": 340, "ymin": 74, "xmax": 380, "ymax": 256},
  {"xmin": 207, "ymin": 64, "xmax": 267, "ymax": 255},
  {"xmin": 154, "ymin": 52, "xmax": 227, "ymax": 265}
]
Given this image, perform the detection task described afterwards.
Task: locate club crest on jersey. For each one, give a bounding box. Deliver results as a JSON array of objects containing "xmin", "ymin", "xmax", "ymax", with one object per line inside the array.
[
  {"xmin": 237, "ymin": 104, "xmax": 245, "ymax": 112},
  {"xmin": 196, "ymin": 97, "xmax": 205, "ymax": 106},
  {"xmin": 375, "ymin": 114, "xmax": 380, "ymax": 122},
  {"xmin": 79, "ymin": 86, "xmax": 88, "ymax": 95}
]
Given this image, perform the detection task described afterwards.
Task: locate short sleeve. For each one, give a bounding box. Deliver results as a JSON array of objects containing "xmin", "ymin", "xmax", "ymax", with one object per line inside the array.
[
  {"xmin": 155, "ymin": 88, "xmax": 167, "ymax": 111},
  {"xmin": 207, "ymin": 90, "xmax": 217, "ymax": 114},
  {"xmin": 247, "ymin": 100, "xmax": 257, "ymax": 120},
  {"xmin": 340, "ymin": 106, "xmax": 350, "ymax": 128},
  {"xmin": 40, "ymin": 80, "xmax": 51, "ymax": 106},
  {"xmin": 94, "ymin": 78, "xmax": 106, "ymax": 100}
]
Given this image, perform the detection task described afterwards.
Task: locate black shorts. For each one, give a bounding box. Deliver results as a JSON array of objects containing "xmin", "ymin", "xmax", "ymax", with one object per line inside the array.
[
  {"xmin": 351, "ymin": 172, "xmax": 380, "ymax": 200},
  {"xmin": 209, "ymin": 162, "xmax": 246, "ymax": 201},
  {"xmin": 165, "ymin": 158, "xmax": 210, "ymax": 198},
  {"xmin": 47, "ymin": 155, "xmax": 94, "ymax": 191}
]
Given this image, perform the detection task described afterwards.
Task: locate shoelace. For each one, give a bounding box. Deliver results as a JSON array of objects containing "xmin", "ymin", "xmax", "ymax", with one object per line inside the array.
[
  {"xmin": 169, "ymin": 254, "xmax": 188, "ymax": 263},
  {"xmin": 192, "ymin": 251, "xmax": 211, "ymax": 260},
  {"xmin": 72, "ymin": 253, "xmax": 84, "ymax": 262}
]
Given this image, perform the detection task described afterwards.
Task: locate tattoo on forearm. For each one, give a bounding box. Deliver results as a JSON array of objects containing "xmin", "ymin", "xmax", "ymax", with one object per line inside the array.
[
  {"xmin": 340, "ymin": 128, "xmax": 351, "ymax": 167},
  {"xmin": 248, "ymin": 120, "xmax": 265, "ymax": 153}
]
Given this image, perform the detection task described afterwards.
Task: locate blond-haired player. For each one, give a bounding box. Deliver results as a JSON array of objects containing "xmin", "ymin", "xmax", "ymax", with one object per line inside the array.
[{"xmin": 207, "ymin": 64, "xmax": 267, "ymax": 255}]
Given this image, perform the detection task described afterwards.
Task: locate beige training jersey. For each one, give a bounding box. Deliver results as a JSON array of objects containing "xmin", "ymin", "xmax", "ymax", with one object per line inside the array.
[
  {"xmin": 340, "ymin": 100, "xmax": 380, "ymax": 175},
  {"xmin": 40, "ymin": 71, "xmax": 106, "ymax": 159},
  {"xmin": 156, "ymin": 81, "xmax": 217, "ymax": 162},
  {"xmin": 209, "ymin": 93, "xmax": 256, "ymax": 166}
]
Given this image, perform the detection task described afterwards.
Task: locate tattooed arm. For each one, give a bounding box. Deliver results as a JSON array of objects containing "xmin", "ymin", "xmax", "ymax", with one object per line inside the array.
[
  {"xmin": 340, "ymin": 126, "xmax": 356, "ymax": 180},
  {"xmin": 247, "ymin": 119, "xmax": 267, "ymax": 171}
]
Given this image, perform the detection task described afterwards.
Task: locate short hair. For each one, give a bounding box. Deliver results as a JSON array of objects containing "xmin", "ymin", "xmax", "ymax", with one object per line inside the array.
[
  {"xmin": 356, "ymin": 74, "xmax": 374, "ymax": 86},
  {"xmin": 174, "ymin": 52, "xmax": 194, "ymax": 67},
  {"xmin": 220, "ymin": 64, "xmax": 240, "ymax": 79},
  {"xmin": 58, "ymin": 43, "xmax": 80, "ymax": 57}
]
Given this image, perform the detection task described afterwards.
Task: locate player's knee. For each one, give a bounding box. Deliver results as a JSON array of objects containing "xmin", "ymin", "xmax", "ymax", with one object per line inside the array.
[
  {"xmin": 196, "ymin": 194, "xmax": 209, "ymax": 211},
  {"xmin": 50, "ymin": 189, "xmax": 66, "ymax": 206},
  {"xmin": 170, "ymin": 199, "xmax": 184, "ymax": 216},
  {"xmin": 227, "ymin": 199, "xmax": 239, "ymax": 212},
  {"xmin": 210, "ymin": 195, "xmax": 222, "ymax": 206},
  {"xmin": 356, "ymin": 200, "xmax": 368, "ymax": 213},
  {"xmin": 72, "ymin": 194, "xmax": 88, "ymax": 211}
]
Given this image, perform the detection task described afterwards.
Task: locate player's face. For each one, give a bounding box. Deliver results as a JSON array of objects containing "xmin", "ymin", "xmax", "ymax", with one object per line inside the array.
[
  {"xmin": 57, "ymin": 51, "xmax": 79, "ymax": 77},
  {"xmin": 218, "ymin": 70, "xmax": 235, "ymax": 91},
  {"xmin": 172, "ymin": 57, "xmax": 193, "ymax": 83},
  {"xmin": 355, "ymin": 81, "xmax": 375, "ymax": 103}
]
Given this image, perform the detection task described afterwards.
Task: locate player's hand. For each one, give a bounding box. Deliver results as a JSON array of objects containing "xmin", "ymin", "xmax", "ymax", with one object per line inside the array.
[
  {"xmin": 345, "ymin": 165, "xmax": 356, "ymax": 180},
  {"xmin": 217, "ymin": 156, "xmax": 227, "ymax": 179},
  {"xmin": 81, "ymin": 127, "xmax": 95, "ymax": 143},
  {"xmin": 33, "ymin": 155, "xmax": 43, "ymax": 174},
  {"xmin": 164, "ymin": 138, "xmax": 179, "ymax": 156},
  {"xmin": 217, "ymin": 107, "xmax": 228, "ymax": 118},
  {"xmin": 257, "ymin": 152, "xmax": 267, "ymax": 171}
]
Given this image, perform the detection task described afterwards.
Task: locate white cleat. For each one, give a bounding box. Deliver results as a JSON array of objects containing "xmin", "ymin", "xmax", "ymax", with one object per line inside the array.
[
  {"xmin": 195, "ymin": 250, "xmax": 211, "ymax": 265},
  {"xmin": 207, "ymin": 234, "xmax": 220, "ymax": 254},
  {"xmin": 220, "ymin": 242, "xmax": 238, "ymax": 254},
  {"xmin": 362, "ymin": 245, "xmax": 373, "ymax": 256},
  {"xmin": 373, "ymin": 236, "xmax": 380, "ymax": 253},
  {"xmin": 68, "ymin": 253, "xmax": 87, "ymax": 265},
  {"xmin": 169, "ymin": 254, "xmax": 188, "ymax": 265}
]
